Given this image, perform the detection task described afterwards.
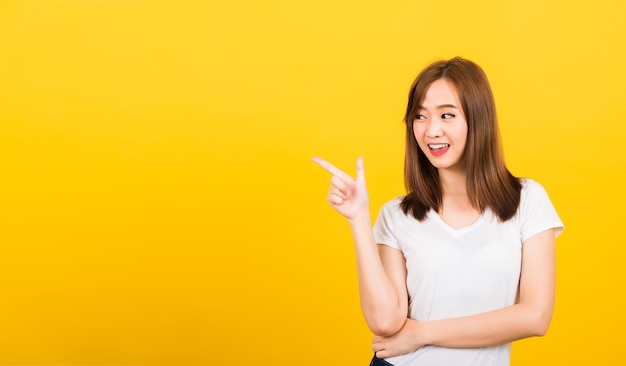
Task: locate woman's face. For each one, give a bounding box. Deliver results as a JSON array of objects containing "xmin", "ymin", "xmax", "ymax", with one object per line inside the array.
[{"xmin": 413, "ymin": 78, "xmax": 468, "ymax": 172}]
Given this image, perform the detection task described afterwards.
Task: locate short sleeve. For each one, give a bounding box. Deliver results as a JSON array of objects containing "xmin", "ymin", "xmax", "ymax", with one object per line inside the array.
[
  {"xmin": 519, "ymin": 179, "xmax": 564, "ymax": 243},
  {"xmin": 373, "ymin": 198, "xmax": 402, "ymax": 250}
]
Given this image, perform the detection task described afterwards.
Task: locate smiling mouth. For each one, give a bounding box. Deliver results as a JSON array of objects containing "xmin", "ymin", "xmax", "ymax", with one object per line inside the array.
[{"xmin": 428, "ymin": 143, "xmax": 450, "ymax": 150}]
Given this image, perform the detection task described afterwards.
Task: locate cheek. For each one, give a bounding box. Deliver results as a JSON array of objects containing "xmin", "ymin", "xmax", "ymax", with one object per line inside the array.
[
  {"xmin": 412, "ymin": 122, "xmax": 423, "ymax": 141},
  {"xmin": 413, "ymin": 129, "xmax": 425, "ymax": 149},
  {"xmin": 413, "ymin": 127, "xmax": 429, "ymax": 152},
  {"xmin": 455, "ymin": 122, "xmax": 469, "ymax": 146}
]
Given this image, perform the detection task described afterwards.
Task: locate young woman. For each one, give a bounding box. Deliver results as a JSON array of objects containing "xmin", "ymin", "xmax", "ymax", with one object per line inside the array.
[{"xmin": 313, "ymin": 57, "xmax": 563, "ymax": 366}]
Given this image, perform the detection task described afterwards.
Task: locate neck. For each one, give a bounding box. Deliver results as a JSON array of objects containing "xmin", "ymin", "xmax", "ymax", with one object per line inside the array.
[
  {"xmin": 439, "ymin": 167, "xmax": 467, "ymax": 197},
  {"xmin": 438, "ymin": 167, "xmax": 479, "ymax": 218}
]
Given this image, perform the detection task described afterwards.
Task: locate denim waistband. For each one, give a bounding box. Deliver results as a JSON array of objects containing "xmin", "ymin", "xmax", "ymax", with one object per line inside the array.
[{"xmin": 370, "ymin": 354, "xmax": 394, "ymax": 366}]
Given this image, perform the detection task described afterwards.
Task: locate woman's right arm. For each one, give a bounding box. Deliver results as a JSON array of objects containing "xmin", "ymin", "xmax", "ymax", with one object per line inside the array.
[{"xmin": 313, "ymin": 156, "xmax": 408, "ymax": 336}]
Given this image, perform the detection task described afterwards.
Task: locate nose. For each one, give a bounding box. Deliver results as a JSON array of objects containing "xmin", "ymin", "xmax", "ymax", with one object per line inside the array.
[{"xmin": 426, "ymin": 119, "xmax": 443, "ymax": 138}]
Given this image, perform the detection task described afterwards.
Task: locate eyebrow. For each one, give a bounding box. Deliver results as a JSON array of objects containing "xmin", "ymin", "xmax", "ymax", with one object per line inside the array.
[{"xmin": 417, "ymin": 104, "xmax": 459, "ymax": 110}]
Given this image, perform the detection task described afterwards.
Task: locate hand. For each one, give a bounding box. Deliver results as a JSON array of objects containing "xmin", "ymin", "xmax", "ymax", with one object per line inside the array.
[
  {"xmin": 312, "ymin": 156, "xmax": 369, "ymax": 221},
  {"xmin": 372, "ymin": 318, "xmax": 425, "ymax": 358}
]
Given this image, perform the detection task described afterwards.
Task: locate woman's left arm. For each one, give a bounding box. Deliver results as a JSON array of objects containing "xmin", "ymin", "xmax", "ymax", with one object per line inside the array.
[{"xmin": 373, "ymin": 228, "xmax": 556, "ymax": 358}]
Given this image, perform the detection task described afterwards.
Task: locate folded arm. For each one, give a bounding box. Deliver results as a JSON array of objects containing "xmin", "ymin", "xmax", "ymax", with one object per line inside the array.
[{"xmin": 373, "ymin": 228, "xmax": 556, "ymax": 357}]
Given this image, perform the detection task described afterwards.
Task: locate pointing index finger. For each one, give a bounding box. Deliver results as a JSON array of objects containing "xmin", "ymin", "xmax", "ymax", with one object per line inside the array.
[{"xmin": 312, "ymin": 156, "xmax": 352, "ymax": 180}]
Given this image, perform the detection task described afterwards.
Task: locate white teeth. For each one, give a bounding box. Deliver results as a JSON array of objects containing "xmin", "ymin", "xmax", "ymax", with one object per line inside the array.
[{"xmin": 428, "ymin": 144, "xmax": 449, "ymax": 149}]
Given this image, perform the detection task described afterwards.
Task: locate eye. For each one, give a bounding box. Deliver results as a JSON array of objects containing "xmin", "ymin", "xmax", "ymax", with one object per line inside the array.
[
  {"xmin": 442, "ymin": 113, "xmax": 455, "ymax": 119},
  {"xmin": 415, "ymin": 114, "xmax": 426, "ymax": 121}
]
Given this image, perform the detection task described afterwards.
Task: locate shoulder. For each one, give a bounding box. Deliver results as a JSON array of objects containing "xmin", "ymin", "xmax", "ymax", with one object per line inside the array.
[
  {"xmin": 377, "ymin": 196, "xmax": 406, "ymax": 216},
  {"xmin": 380, "ymin": 196, "xmax": 405, "ymax": 209},
  {"xmin": 516, "ymin": 178, "xmax": 564, "ymax": 238},
  {"xmin": 373, "ymin": 196, "xmax": 408, "ymax": 246},
  {"xmin": 520, "ymin": 178, "xmax": 543, "ymax": 191},
  {"xmin": 374, "ymin": 196, "xmax": 407, "ymax": 224},
  {"xmin": 519, "ymin": 178, "xmax": 551, "ymax": 204}
]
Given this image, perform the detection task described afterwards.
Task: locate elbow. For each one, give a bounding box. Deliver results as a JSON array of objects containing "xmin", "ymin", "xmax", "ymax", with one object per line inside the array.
[
  {"xmin": 370, "ymin": 325, "xmax": 398, "ymax": 337},
  {"xmin": 532, "ymin": 319, "xmax": 551, "ymax": 337},
  {"xmin": 362, "ymin": 300, "xmax": 408, "ymax": 336},
  {"xmin": 368, "ymin": 317, "xmax": 405, "ymax": 337},
  {"xmin": 529, "ymin": 310, "xmax": 553, "ymax": 337}
]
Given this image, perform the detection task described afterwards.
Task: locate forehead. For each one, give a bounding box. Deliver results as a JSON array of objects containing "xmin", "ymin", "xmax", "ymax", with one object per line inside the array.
[{"xmin": 420, "ymin": 79, "xmax": 461, "ymax": 108}]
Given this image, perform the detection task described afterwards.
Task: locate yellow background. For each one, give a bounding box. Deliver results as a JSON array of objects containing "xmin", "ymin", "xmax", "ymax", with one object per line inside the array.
[{"xmin": 1, "ymin": 0, "xmax": 624, "ymax": 365}]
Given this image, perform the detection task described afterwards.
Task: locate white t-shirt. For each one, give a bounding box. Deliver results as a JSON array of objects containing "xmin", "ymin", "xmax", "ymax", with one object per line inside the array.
[{"xmin": 373, "ymin": 179, "xmax": 564, "ymax": 366}]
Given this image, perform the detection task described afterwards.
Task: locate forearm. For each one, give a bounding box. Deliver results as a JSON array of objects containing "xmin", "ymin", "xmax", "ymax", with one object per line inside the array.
[
  {"xmin": 422, "ymin": 231, "xmax": 556, "ymax": 348},
  {"xmin": 348, "ymin": 212, "xmax": 406, "ymax": 336},
  {"xmin": 420, "ymin": 302, "xmax": 553, "ymax": 348}
]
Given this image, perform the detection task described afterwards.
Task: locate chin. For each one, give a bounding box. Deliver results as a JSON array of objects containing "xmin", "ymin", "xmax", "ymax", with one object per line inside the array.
[{"xmin": 429, "ymin": 160, "xmax": 463, "ymax": 171}]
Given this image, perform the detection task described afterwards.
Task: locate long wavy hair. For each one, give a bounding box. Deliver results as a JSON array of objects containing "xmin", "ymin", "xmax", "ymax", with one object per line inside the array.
[{"xmin": 400, "ymin": 57, "xmax": 521, "ymax": 222}]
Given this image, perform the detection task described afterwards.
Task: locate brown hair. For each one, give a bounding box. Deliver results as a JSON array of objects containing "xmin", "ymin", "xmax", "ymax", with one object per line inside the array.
[{"xmin": 400, "ymin": 57, "xmax": 521, "ymax": 222}]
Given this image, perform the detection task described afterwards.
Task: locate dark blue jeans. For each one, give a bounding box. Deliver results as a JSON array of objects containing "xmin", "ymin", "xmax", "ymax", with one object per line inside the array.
[{"xmin": 370, "ymin": 354, "xmax": 394, "ymax": 366}]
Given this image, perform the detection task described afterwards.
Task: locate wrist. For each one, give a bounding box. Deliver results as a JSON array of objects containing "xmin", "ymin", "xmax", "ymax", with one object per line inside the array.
[
  {"xmin": 347, "ymin": 209, "xmax": 371, "ymax": 226},
  {"xmin": 415, "ymin": 320, "xmax": 434, "ymax": 347},
  {"xmin": 407, "ymin": 319, "xmax": 432, "ymax": 348}
]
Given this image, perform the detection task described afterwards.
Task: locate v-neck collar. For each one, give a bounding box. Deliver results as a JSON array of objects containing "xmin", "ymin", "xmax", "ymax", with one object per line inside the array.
[{"xmin": 428, "ymin": 209, "xmax": 489, "ymax": 238}]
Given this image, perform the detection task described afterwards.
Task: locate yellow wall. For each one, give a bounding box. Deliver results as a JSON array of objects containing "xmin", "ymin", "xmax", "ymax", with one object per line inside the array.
[{"xmin": 1, "ymin": 0, "xmax": 624, "ymax": 365}]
